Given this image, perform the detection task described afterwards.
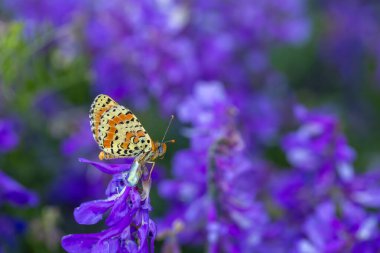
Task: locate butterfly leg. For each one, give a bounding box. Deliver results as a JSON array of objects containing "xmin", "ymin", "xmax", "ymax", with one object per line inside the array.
[{"xmin": 148, "ymin": 162, "xmax": 155, "ymax": 180}]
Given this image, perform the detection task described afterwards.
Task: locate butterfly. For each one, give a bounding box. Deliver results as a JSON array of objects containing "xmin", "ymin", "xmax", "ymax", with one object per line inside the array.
[{"xmin": 89, "ymin": 94, "xmax": 174, "ymax": 187}]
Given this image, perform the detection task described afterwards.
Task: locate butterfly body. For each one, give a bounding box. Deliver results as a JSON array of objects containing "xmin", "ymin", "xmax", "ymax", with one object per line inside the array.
[{"xmin": 89, "ymin": 94, "xmax": 170, "ymax": 186}]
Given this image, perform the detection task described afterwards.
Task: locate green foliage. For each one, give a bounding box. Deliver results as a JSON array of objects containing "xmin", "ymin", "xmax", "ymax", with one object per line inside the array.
[{"xmin": 0, "ymin": 22, "xmax": 90, "ymax": 112}]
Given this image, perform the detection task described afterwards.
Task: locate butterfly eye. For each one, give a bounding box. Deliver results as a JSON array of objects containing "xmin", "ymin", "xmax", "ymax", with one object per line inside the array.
[{"xmin": 158, "ymin": 145, "xmax": 163, "ymax": 154}]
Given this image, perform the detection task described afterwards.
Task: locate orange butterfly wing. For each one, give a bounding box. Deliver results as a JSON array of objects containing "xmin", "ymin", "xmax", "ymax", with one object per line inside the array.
[{"xmin": 89, "ymin": 94, "xmax": 153, "ymax": 158}]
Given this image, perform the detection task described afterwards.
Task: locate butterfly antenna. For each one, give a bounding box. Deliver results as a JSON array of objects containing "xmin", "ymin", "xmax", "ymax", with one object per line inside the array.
[{"xmin": 161, "ymin": 115, "xmax": 175, "ymax": 143}]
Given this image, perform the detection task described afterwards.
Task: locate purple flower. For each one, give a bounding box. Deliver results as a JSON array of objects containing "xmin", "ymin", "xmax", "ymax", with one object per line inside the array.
[
  {"xmin": 159, "ymin": 82, "xmax": 267, "ymax": 252},
  {"xmin": 0, "ymin": 171, "xmax": 38, "ymax": 251},
  {"xmin": 258, "ymin": 106, "xmax": 380, "ymax": 252},
  {"xmin": 296, "ymin": 201, "xmax": 379, "ymax": 253},
  {"xmin": 272, "ymin": 106, "xmax": 357, "ymax": 219},
  {"xmin": 231, "ymin": 84, "xmax": 291, "ymax": 146},
  {"xmin": 3, "ymin": 0, "xmax": 83, "ymax": 27},
  {"xmin": 2, "ymin": 0, "xmax": 311, "ymax": 104},
  {"xmin": 347, "ymin": 169, "xmax": 380, "ymax": 208},
  {"xmin": 82, "ymin": 0, "xmax": 197, "ymax": 111},
  {"xmin": 62, "ymin": 159, "xmax": 156, "ymax": 253},
  {"xmin": 0, "ymin": 118, "xmax": 20, "ymax": 153},
  {"xmin": 83, "ymin": 0, "xmax": 309, "ymax": 113},
  {"xmin": 0, "ymin": 171, "xmax": 38, "ymax": 207},
  {"xmin": 5, "ymin": 0, "xmax": 310, "ymax": 115},
  {"xmin": 282, "ymin": 105, "xmax": 355, "ymax": 172}
]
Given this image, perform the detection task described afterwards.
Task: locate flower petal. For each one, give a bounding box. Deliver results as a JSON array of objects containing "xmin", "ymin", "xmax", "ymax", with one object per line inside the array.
[
  {"xmin": 61, "ymin": 234, "xmax": 100, "ymax": 253},
  {"xmin": 105, "ymin": 189, "xmax": 129, "ymax": 226},
  {"xmin": 0, "ymin": 171, "xmax": 38, "ymax": 207},
  {"xmin": 79, "ymin": 158, "xmax": 132, "ymax": 174},
  {"xmin": 93, "ymin": 238, "xmax": 120, "ymax": 253},
  {"xmin": 106, "ymin": 188, "xmax": 140, "ymax": 226},
  {"xmin": 123, "ymin": 240, "xmax": 138, "ymax": 253},
  {"xmin": 74, "ymin": 198, "xmax": 115, "ymax": 225}
]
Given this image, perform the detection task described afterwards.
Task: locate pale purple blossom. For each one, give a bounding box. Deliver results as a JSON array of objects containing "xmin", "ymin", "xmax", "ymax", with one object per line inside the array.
[
  {"xmin": 262, "ymin": 106, "xmax": 380, "ymax": 252},
  {"xmin": 159, "ymin": 82, "xmax": 268, "ymax": 252}
]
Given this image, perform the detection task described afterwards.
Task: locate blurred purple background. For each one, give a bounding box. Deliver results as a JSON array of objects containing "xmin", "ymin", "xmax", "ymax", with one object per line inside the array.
[{"xmin": 0, "ymin": 0, "xmax": 380, "ymax": 252}]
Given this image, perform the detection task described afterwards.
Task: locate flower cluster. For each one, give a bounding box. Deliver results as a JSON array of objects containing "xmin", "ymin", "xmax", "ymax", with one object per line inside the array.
[
  {"xmin": 62, "ymin": 159, "xmax": 156, "ymax": 253},
  {"xmin": 159, "ymin": 82, "xmax": 267, "ymax": 252},
  {"xmin": 3, "ymin": 0, "xmax": 310, "ymax": 114},
  {"xmin": 158, "ymin": 83, "xmax": 380, "ymax": 252},
  {"xmin": 3, "ymin": 0, "xmax": 380, "ymax": 252},
  {"xmin": 85, "ymin": 0, "xmax": 309, "ymax": 114},
  {"xmin": 258, "ymin": 106, "xmax": 380, "ymax": 252}
]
